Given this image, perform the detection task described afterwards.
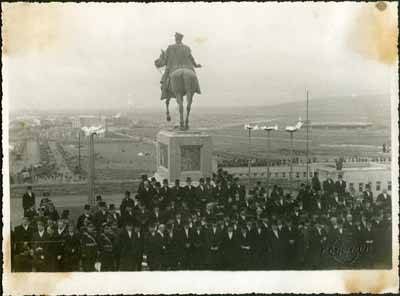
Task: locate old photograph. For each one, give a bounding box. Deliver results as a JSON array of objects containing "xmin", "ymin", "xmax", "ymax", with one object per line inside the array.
[{"xmin": 2, "ymin": 1, "xmax": 399, "ymax": 294}]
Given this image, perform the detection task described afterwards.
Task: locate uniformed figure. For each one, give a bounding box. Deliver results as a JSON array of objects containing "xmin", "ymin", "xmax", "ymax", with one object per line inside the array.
[
  {"xmin": 63, "ymin": 224, "xmax": 81, "ymax": 271},
  {"xmin": 98, "ymin": 223, "xmax": 116, "ymax": 271},
  {"xmin": 80, "ymin": 223, "xmax": 99, "ymax": 272}
]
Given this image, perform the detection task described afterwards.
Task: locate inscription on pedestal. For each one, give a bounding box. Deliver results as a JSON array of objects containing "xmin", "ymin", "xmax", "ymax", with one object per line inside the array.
[
  {"xmin": 181, "ymin": 145, "xmax": 201, "ymax": 171},
  {"xmin": 155, "ymin": 130, "xmax": 212, "ymax": 183}
]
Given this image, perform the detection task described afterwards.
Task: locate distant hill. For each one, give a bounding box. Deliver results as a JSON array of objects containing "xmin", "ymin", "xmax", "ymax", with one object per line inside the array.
[{"xmin": 192, "ymin": 94, "xmax": 391, "ymax": 129}]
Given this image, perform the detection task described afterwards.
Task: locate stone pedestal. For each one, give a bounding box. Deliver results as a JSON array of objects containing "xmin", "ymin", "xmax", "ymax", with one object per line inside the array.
[{"xmin": 154, "ymin": 130, "xmax": 213, "ymax": 184}]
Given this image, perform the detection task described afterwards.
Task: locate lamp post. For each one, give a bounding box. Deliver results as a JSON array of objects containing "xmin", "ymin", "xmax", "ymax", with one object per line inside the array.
[
  {"xmin": 261, "ymin": 125, "xmax": 278, "ymax": 197},
  {"xmin": 305, "ymin": 89, "xmax": 310, "ymax": 185},
  {"xmin": 285, "ymin": 119, "xmax": 303, "ymax": 194},
  {"xmin": 244, "ymin": 124, "xmax": 259, "ymax": 192},
  {"xmin": 78, "ymin": 130, "xmax": 81, "ymax": 173},
  {"xmin": 87, "ymin": 132, "xmax": 97, "ymax": 206}
]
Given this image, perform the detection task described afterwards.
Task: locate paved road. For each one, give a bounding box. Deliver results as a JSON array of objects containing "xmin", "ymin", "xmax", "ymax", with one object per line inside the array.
[{"xmin": 48, "ymin": 141, "xmax": 75, "ymax": 180}]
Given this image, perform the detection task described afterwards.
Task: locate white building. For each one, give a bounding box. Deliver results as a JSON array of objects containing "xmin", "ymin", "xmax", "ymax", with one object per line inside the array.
[{"xmin": 224, "ymin": 161, "xmax": 391, "ymax": 197}]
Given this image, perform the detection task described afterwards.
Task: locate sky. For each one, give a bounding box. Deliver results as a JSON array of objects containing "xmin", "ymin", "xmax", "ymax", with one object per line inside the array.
[{"xmin": 2, "ymin": 2, "xmax": 398, "ymax": 111}]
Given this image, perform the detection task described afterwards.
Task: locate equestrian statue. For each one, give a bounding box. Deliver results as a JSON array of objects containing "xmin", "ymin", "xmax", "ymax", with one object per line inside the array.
[{"xmin": 154, "ymin": 32, "xmax": 202, "ymax": 130}]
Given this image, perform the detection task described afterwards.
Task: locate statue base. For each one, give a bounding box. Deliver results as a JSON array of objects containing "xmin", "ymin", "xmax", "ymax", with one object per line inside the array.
[{"xmin": 154, "ymin": 129, "xmax": 213, "ymax": 184}]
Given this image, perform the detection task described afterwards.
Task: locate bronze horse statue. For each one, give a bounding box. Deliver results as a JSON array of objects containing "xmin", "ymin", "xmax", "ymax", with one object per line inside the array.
[{"xmin": 154, "ymin": 49, "xmax": 201, "ymax": 130}]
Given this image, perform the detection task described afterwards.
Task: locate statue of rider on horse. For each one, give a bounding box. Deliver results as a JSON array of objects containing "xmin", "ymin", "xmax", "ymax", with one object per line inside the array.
[{"xmin": 154, "ymin": 32, "xmax": 202, "ymax": 130}]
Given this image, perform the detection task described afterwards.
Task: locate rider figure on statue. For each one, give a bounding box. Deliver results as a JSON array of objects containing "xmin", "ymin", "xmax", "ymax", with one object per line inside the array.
[{"xmin": 156, "ymin": 32, "xmax": 202, "ymax": 130}]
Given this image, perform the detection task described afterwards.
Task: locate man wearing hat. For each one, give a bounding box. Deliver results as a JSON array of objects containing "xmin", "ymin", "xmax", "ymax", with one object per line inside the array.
[
  {"xmin": 22, "ymin": 185, "xmax": 36, "ymax": 217},
  {"xmin": 32, "ymin": 219, "xmax": 50, "ymax": 271},
  {"xmin": 80, "ymin": 222, "xmax": 99, "ymax": 271},
  {"xmin": 335, "ymin": 174, "xmax": 347, "ymax": 197},
  {"xmin": 120, "ymin": 190, "xmax": 134, "ymax": 215},
  {"xmin": 98, "ymin": 223, "xmax": 116, "ymax": 271},
  {"xmin": 238, "ymin": 225, "xmax": 253, "ymax": 269},
  {"xmin": 178, "ymin": 219, "xmax": 194, "ymax": 269},
  {"xmin": 144, "ymin": 223, "xmax": 163, "ymax": 271},
  {"xmin": 165, "ymin": 221, "xmax": 180, "ymax": 270},
  {"xmin": 192, "ymin": 222, "xmax": 206, "ymax": 270},
  {"xmin": 158, "ymin": 32, "xmax": 201, "ymax": 98},
  {"xmin": 13, "ymin": 216, "xmax": 33, "ymax": 271},
  {"xmin": 184, "ymin": 177, "xmax": 197, "ymax": 208},
  {"xmin": 160, "ymin": 178, "xmax": 172, "ymax": 205},
  {"xmin": 221, "ymin": 223, "xmax": 239, "ymax": 270},
  {"xmin": 63, "ymin": 223, "xmax": 81, "ymax": 271},
  {"xmin": 93, "ymin": 201, "xmax": 108, "ymax": 230},
  {"xmin": 107, "ymin": 204, "xmax": 121, "ymax": 228},
  {"xmin": 117, "ymin": 221, "xmax": 138, "ymax": 271},
  {"xmin": 205, "ymin": 218, "xmax": 222, "ymax": 270}
]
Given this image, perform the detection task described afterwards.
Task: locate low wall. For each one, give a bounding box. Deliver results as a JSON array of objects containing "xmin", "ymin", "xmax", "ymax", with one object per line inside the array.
[{"xmin": 9, "ymin": 179, "xmax": 141, "ymax": 199}]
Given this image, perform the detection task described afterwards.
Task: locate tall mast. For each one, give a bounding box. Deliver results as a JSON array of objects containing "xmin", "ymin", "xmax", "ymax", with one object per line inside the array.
[{"xmin": 306, "ymin": 89, "xmax": 310, "ymax": 184}]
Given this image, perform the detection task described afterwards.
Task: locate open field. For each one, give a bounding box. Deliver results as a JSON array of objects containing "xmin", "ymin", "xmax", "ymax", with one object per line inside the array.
[{"xmin": 10, "ymin": 94, "xmax": 392, "ymax": 182}]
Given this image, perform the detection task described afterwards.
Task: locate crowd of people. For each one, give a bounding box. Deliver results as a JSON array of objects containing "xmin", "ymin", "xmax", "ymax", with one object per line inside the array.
[{"xmin": 12, "ymin": 169, "xmax": 392, "ymax": 272}]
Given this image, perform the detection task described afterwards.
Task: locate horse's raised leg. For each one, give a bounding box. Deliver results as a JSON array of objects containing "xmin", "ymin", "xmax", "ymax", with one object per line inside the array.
[
  {"xmin": 165, "ymin": 99, "xmax": 171, "ymax": 122},
  {"xmin": 176, "ymin": 95, "xmax": 185, "ymax": 130},
  {"xmin": 185, "ymin": 92, "xmax": 194, "ymax": 130}
]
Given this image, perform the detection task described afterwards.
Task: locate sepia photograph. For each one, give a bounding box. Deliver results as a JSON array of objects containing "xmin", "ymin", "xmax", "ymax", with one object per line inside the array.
[{"xmin": 2, "ymin": 1, "xmax": 399, "ymax": 294}]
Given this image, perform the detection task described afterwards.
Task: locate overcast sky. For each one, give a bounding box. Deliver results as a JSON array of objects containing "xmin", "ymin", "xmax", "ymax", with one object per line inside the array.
[{"xmin": 2, "ymin": 2, "xmax": 398, "ymax": 111}]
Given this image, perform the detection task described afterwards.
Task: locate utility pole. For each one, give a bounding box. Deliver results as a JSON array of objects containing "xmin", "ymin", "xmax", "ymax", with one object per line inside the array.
[
  {"xmin": 78, "ymin": 130, "xmax": 81, "ymax": 173},
  {"xmin": 306, "ymin": 89, "xmax": 310, "ymax": 185},
  {"xmin": 88, "ymin": 133, "xmax": 96, "ymax": 206},
  {"xmin": 248, "ymin": 127, "xmax": 252, "ymax": 191},
  {"xmin": 290, "ymin": 131, "xmax": 294, "ymax": 193}
]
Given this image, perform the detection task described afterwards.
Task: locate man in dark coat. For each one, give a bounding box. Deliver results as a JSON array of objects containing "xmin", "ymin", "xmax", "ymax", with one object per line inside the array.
[
  {"xmin": 120, "ymin": 204, "xmax": 135, "ymax": 228},
  {"xmin": 376, "ymin": 189, "xmax": 391, "ymax": 210},
  {"xmin": 307, "ymin": 220, "xmax": 327, "ymax": 269},
  {"xmin": 184, "ymin": 177, "xmax": 197, "ymax": 208},
  {"xmin": 192, "ymin": 223, "xmax": 206, "ymax": 270},
  {"xmin": 117, "ymin": 222, "xmax": 142, "ymax": 271},
  {"xmin": 31, "ymin": 220, "xmax": 50, "ymax": 272},
  {"xmin": 13, "ymin": 217, "xmax": 33, "ymax": 272},
  {"xmin": 80, "ymin": 223, "xmax": 99, "ymax": 272},
  {"xmin": 268, "ymin": 222, "xmax": 285, "ymax": 269},
  {"xmin": 77, "ymin": 204, "xmax": 92, "ymax": 231},
  {"xmin": 335, "ymin": 175, "xmax": 347, "ymax": 197},
  {"xmin": 252, "ymin": 221, "xmax": 268, "ymax": 270},
  {"xmin": 160, "ymin": 179, "xmax": 172, "ymax": 206},
  {"xmin": 171, "ymin": 179, "xmax": 185, "ymax": 207},
  {"xmin": 238, "ymin": 226, "xmax": 253, "ymax": 270},
  {"xmin": 221, "ymin": 224, "xmax": 239, "ymax": 270},
  {"xmin": 98, "ymin": 223, "xmax": 116, "ymax": 271},
  {"xmin": 137, "ymin": 180, "xmax": 154, "ymax": 209},
  {"xmin": 281, "ymin": 219, "xmax": 299, "ymax": 269},
  {"xmin": 165, "ymin": 222, "xmax": 180, "ymax": 270},
  {"xmin": 22, "ymin": 186, "xmax": 36, "ymax": 217},
  {"xmin": 178, "ymin": 221, "xmax": 193, "ymax": 269},
  {"xmin": 363, "ymin": 184, "xmax": 374, "ymax": 204},
  {"xmin": 63, "ymin": 223, "xmax": 81, "ymax": 271},
  {"xmin": 93, "ymin": 202, "xmax": 108, "ymax": 230},
  {"xmin": 205, "ymin": 220, "xmax": 222, "ymax": 270},
  {"xmin": 196, "ymin": 178, "xmax": 210, "ymax": 206},
  {"xmin": 322, "ymin": 176, "xmax": 335, "ymax": 196},
  {"xmin": 311, "ymin": 172, "xmax": 321, "ymax": 193},
  {"xmin": 144, "ymin": 224, "xmax": 164, "ymax": 271},
  {"xmin": 120, "ymin": 191, "xmax": 135, "ymax": 215}
]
